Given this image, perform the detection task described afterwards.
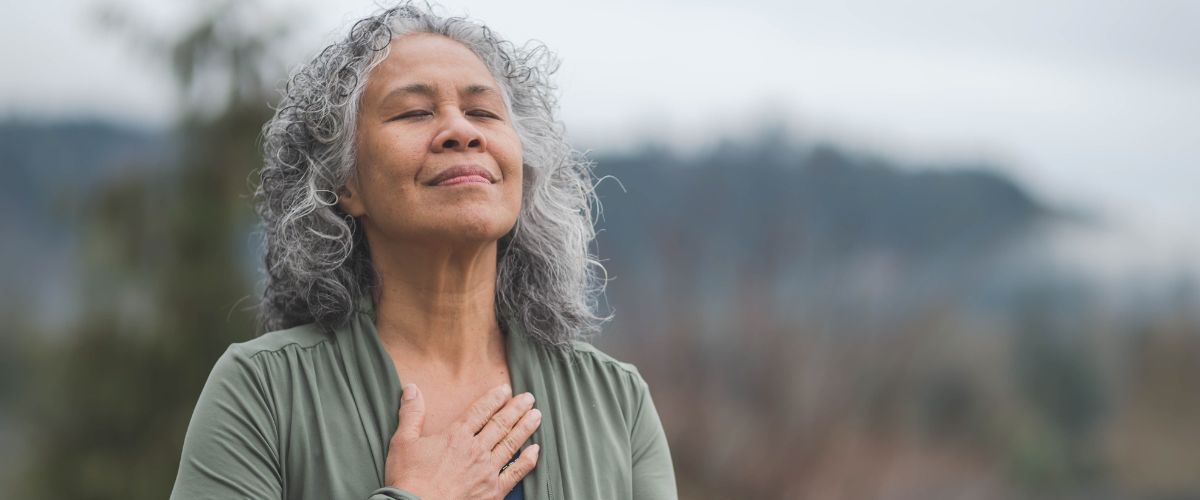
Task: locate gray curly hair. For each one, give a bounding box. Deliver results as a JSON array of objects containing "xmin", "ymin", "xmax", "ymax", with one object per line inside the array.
[{"xmin": 254, "ymin": 0, "xmax": 610, "ymax": 350}]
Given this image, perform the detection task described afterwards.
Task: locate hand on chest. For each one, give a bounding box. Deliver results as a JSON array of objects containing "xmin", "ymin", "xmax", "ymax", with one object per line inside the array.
[{"xmin": 398, "ymin": 371, "xmax": 515, "ymax": 437}]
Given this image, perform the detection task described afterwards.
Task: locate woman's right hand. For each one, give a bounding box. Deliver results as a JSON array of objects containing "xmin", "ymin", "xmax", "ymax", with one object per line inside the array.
[{"xmin": 383, "ymin": 383, "xmax": 542, "ymax": 499}]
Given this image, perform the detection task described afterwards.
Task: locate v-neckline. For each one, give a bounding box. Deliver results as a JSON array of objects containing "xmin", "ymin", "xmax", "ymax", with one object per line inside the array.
[{"xmin": 347, "ymin": 294, "xmax": 557, "ymax": 500}]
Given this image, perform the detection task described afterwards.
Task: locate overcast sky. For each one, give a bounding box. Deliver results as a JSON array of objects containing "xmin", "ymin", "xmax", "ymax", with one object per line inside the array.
[{"xmin": 4, "ymin": 0, "xmax": 1198, "ymax": 276}]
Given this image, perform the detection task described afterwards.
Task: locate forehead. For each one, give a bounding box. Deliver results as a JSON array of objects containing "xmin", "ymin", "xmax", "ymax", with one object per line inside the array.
[{"xmin": 366, "ymin": 33, "xmax": 498, "ymax": 93}]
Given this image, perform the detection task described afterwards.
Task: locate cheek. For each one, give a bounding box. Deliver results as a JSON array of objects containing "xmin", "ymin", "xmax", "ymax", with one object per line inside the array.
[
  {"xmin": 508, "ymin": 175, "xmax": 524, "ymax": 203},
  {"xmin": 501, "ymin": 137, "xmax": 524, "ymax": 210},
  {"xmin": 496, "ymin": 131, "xmax": 524, "ymax": 177},
  {"xmin": 359, "ymin": 135, "xmax": 424, "ymax": 184}
]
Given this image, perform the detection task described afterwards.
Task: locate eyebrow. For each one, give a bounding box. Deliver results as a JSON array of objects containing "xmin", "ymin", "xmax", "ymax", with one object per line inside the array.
[{"xmin": 382, "ymin": 83, "xmax": 502, "ymax": 101}]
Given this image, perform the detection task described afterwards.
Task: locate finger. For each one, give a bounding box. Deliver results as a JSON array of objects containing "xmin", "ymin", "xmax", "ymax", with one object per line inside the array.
[
  {"xmin": 476, "ymin": 392, "xmax": 535, "ymax": 449},
  {"xmin": 490, "ymin": 407, "xmax": 540, "ymax": 465},
  {"xmin": 458, "ymin": 384, "xmax": 513, "ymax": 435},
  {"xmin": 498, "ymin": 444, "xmax": 540, "ymax": 491},
  {"xmin": 395, "ymin": 383, "xmax": 425, "ymax": 442}
]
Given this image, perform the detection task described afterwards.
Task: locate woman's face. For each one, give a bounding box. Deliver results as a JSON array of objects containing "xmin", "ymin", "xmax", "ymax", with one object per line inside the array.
[{"xmin": 341, "ymin": 33, "xmax": 523, "ymax": 248}]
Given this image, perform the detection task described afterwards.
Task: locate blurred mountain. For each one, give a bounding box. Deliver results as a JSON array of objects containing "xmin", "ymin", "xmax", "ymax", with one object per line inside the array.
[
  {"xmin": 591, "ymin": 138, "xmax": 1052, "ymax": 336},
  {"xmin": 597, "ymin": 140, "xmax": 1044, "ymax": 260},
  {"xmin": 0, "ymin": 119, "xmax": 174, "ymax": 328},
  {"xmin": 0, "ymin": 119, "xmax": 173, "ymax": 210}
]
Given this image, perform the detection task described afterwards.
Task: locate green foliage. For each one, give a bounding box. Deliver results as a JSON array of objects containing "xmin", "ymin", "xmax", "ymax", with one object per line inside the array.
[
  {"xmin": 1006, "ymin": 416, "xmax": 1073, "ymax": 490},
  {"xmin": 1008, "ymin": 282, "xmax": 1107, "ymax": 489}
]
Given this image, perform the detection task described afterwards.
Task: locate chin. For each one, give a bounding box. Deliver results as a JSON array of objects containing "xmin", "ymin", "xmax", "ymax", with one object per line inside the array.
[{"xmin": 440, "ymin": 211, "xmax": 517, "ymax": 243}]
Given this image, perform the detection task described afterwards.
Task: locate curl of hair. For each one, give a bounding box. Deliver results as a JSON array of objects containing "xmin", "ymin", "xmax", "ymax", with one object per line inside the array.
[{"xmin": 254, "ymin": 0, "xmax": 611, "ymax": 352}]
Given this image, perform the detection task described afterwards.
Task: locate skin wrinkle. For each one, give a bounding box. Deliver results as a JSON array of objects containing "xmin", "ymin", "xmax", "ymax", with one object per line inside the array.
[{"xmin": 254, "ymin": 1, "xmax": 610, "ymax": 353}]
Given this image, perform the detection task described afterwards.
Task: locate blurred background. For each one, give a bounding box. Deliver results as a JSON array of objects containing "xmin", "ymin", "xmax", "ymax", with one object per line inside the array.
[{"xmin": 2, "ymin": 0, "xmax": 1198, "ymax": 498}]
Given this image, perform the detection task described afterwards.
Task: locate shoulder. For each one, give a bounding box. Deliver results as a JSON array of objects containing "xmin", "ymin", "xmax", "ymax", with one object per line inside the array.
[
  {"xmin": 565, "ymin": 340, "xmax": 644, "ymax": 379},
  {"xmin": 532, "ymin": 339, "xmax": 666, "ymax": 448},
  {"xmin": 225, "ymin": 322, "xmax": 334, "ymax": 360},
  {"xmin": 207, "ymin": 322, "xmax": 334, "ymax": 390},
  {"xmin": 199, "ymin": 324, "xmax": 336, "ymax": 413},
  {"xmin": 536, "ymin": 338, "xmax": 653, "ymax": 404}
]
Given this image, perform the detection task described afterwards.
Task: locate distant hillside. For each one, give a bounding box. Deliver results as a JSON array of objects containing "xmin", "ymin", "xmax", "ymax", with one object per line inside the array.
[
  {"xmin": 0, "ymin": 119, "xmax": 174, "ymax": 323},
  {"xmin": 591, "ymin": 138, "xmax": 1052, "ymax": 328},
  {"xmin": 0, "ymin": 119, "xmax": 173, "ymax": 210},
  {"xmin": 594, "ymin": 140, "xmax": 1044, "ymax": 260}
]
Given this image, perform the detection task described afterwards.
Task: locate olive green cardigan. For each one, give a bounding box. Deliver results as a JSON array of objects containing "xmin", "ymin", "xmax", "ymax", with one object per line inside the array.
[{"xmin": 169, "ymin": 298, "xmax": 678, "ymax": 499}]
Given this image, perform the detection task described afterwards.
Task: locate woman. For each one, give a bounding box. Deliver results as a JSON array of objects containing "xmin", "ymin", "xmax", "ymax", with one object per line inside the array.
[{"xmin": 168, "ymin": 1, "xmax": 677, "ymax": 499}]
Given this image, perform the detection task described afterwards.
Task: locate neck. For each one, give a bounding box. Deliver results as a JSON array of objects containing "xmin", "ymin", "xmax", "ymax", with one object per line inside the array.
[{"xmin": 368, "ymin": 235, "xmax": 505, "ymax": 380}]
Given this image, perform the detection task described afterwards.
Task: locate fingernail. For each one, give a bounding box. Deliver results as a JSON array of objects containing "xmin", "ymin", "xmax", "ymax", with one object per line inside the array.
[
  {"xmin": 523, "ymin": 392, "xmax": 536, "ymax": 404},
  {"xmin": 529, "ymin": 444, "xmax": 540, "ymax": 455},
  {"xmin": 402, "ymin": 383, "xmax": 418, "ymax": 401}
]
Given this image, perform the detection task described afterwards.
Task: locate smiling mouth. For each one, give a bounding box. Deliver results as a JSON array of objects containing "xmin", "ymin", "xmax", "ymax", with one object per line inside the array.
[
  {"xmin": 433, "ymin": 174, "xmax": 493, "ymax": 186},
  {"xmin": 426, "ymin": 164, "xmax": 497, "ymax": 186}
]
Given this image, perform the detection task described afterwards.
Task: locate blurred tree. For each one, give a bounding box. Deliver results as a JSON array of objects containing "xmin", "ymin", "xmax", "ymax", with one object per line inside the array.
[
  {"xmin": 1009, "ymin": 282, "xmax": 1106, "ymax": 490},
  {"xmin": 16, "ymin": 1, "xmax": 289, "ymax": 498}
]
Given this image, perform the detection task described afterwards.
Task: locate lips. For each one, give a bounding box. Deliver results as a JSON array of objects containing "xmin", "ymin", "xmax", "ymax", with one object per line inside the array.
[{"xmin": 426, "ymin": 165, "xmax": 496, "ymax": 186}]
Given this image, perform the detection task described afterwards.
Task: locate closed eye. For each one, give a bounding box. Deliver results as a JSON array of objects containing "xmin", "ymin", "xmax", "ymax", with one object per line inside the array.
[
  {"xmin": 391, "ymin": 110, "xmax": 432, "ymax": 121},
  {"xmin": 468, "ymin": 110, "xmax": 500, "ymax": 119}
]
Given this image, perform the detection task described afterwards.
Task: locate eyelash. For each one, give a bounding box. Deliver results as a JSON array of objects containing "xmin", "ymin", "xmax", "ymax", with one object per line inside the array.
[{"xmin": 393, "ymin": 110, "xmax": 499, "ymax": 120}]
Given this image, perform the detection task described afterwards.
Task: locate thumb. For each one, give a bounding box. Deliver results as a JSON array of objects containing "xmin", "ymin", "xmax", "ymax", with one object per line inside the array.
[{"xmin": 396, "ymin": 383, "xmax": 425, "ymax": 442}]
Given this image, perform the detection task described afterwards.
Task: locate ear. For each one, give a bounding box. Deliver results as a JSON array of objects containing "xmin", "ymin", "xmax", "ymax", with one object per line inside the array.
[{"xmin": 337, "ymin": 178, "xmax": 366, "ymax": 217}]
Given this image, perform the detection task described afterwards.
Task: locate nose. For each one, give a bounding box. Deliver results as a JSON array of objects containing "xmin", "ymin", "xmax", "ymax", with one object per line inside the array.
[{"xmin": 430, "ymin": 110, "xmax": 487, "ymax": 153}]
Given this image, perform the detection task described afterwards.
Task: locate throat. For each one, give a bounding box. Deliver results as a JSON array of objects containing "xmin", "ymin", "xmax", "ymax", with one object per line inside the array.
[{"xmin": 383, "ymin": 329, "xmax": 508, "ymax": 381}]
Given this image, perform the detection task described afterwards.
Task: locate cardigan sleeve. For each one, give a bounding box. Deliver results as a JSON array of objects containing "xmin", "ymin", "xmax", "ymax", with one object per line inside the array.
[
  {"xmin": 170, "ymin": 345, "xmax": 424, "ymax": 500},
  {"xmin": 169, "ymin": 345, "xmax": 284, "ymax": 499},
  {"xmin": 628, "ymin": 369, "xmax": 679, "ymax": 500}
]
